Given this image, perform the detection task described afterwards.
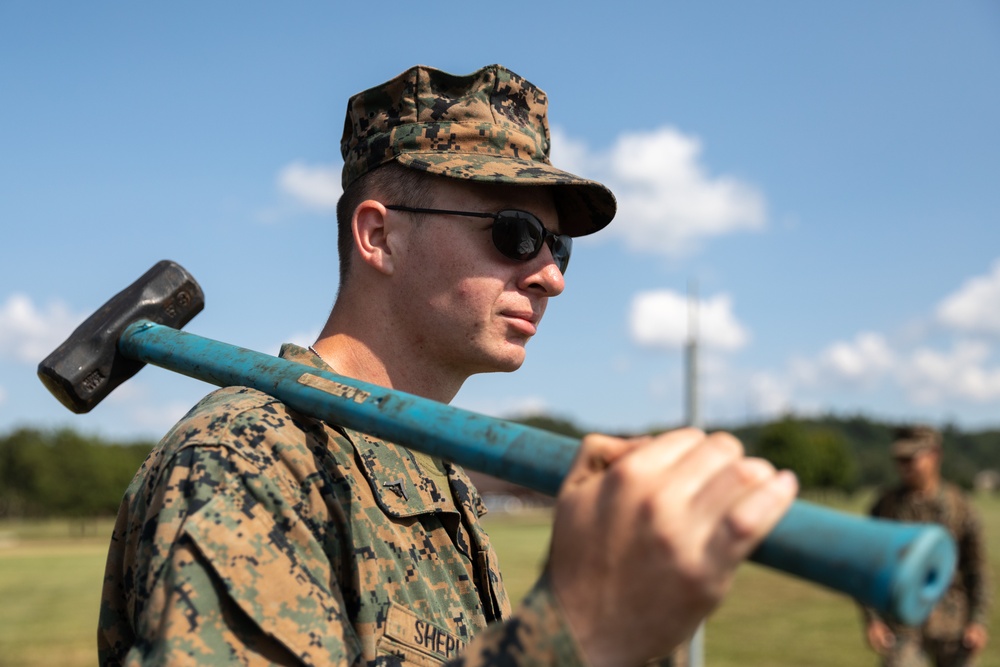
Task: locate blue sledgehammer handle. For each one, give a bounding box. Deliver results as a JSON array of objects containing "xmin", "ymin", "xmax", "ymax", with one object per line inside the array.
[{"xmin": 119, "ymin": 319, "xmax": 956, "ymax": 626}]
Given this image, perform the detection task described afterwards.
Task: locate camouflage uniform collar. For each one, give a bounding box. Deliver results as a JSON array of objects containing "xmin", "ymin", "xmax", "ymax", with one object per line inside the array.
[
  {"xmin": 348, "ymin": 426, "xmax": 459, "ymax": 517},
  {"xmin": 279, "ymin": 342, "xmax": 330, "ymax": 371},
  {"xmin": 278, "ymin": 343, "xmax": 478, "ymax": 518}
]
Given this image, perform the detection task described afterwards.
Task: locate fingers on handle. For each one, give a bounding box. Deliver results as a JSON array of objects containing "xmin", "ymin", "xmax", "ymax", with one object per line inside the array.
[
  {"xmin": 721, "ymin": 464, "xmax": 798, "ymax": 558},
  {"xmin": 677, "ymin": 433, "xmax": 797, "ymax": 562},
  {"xmin": 564, "ymin": 428, "xmax": 706, "ymax": 487}
]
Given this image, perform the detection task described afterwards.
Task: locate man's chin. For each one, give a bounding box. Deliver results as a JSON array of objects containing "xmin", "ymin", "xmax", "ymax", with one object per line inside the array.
[
  {"xmin": 475, "ymin": 347, "xmax": 527, "ymax": 375},
  {"xmin": 488, "ymin": 357, "xmax": 526, "ymax": 375}
]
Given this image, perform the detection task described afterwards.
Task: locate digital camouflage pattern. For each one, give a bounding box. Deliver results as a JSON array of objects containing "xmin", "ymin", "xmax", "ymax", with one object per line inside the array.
[
  {"xmin": 340, "ymin": 64, "xmax": 616, "ymax": 238},
  {"xmin": 98, "ymin": 344, "xmax": 585, "ymax": 666},
  {"xmin": 865, "ymin": 482, "xmax": 991, "ymax": 666}
]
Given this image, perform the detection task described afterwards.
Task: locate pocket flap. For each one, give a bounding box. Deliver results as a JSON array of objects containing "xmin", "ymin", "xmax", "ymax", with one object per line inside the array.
[{"xmin": 183, "ymin": 492, "xmax": 357, "ymax": 666}]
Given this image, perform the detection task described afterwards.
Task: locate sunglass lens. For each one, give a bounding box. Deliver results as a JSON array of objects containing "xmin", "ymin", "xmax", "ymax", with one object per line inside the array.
[
  {"xmin": 493, "ymin": 212, "xmax": 543, "ymax": 261},
  {"xmin": 549, "ymin": 236, "xmax": 572, "ymax": 274},
  {"xmin": 492, "ymin": 211, "xmax": 572, "ymax": 274}
]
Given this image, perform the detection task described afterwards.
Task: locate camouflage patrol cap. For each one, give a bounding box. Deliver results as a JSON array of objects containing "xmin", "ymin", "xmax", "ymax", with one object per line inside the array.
[
  {"xmin": 340, "ymin": 64, "xmax": 616, "ymax": 237},
  {"xmin": 891, "ymin": 425, "xmax": 942, "ymax": 458}
]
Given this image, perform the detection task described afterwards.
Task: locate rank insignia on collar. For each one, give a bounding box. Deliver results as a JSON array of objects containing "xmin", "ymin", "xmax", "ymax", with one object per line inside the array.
[{"xmin": 383, "ymin": 479, "xmax": 408, "ymax": 500}]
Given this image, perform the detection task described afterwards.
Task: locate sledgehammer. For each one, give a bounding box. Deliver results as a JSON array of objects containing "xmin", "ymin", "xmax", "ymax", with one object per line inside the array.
[{"xmin": 38, "ymin": 260, "xmax": 956, "ymax": 626}]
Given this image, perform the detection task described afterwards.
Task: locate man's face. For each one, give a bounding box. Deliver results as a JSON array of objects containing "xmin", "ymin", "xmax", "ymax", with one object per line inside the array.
[
  {"xmin": 894, "ymin": 448, "xmax": 940, "ymax": 490},
  {"xmin": 386, "ymin": 178, "xmax": 565, "ymax": 382}
]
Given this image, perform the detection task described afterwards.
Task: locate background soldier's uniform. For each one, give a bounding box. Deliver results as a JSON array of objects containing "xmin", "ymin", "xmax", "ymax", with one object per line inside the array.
[
  {"xmin": 98, "ymin": 345, "xmax": 584, "ymax": 666},
  {"xmin": 865, "ymin": 482, "xmax": 991, "ymax": 667}
]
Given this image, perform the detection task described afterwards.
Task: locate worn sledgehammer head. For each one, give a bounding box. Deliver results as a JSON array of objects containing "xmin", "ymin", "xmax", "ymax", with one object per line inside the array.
[{"xmin": 37, "ymin": 260, "xmax": 204, "ymax": 414}]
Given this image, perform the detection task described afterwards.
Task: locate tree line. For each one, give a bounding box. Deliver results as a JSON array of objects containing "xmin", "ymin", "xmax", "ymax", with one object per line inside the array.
[
  {"xmin": 1, "ymin": 414, "xmax": 998, "ymax": 518},
  {"xmin": 0, "ymin": 428, "xmax": 150, "ymax": 518},
  {"xmin": 517, "ymin": 413, "xmax": 1000, "ymax": 495}
]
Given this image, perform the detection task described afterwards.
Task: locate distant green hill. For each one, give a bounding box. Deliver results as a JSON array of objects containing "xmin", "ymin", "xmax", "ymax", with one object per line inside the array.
[
  {"xmin": 3, "ymin": 413, "xmax": 998, "ymax": 518},
  {"xmin": 515, "ymin": 412, "xmax": 1000, "ymax": 491}
]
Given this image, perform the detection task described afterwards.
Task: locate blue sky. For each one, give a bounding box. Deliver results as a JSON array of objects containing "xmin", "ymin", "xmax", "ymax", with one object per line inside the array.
[{"xmin": 2, "ymin": 2, "xmax": 999, "ymax": 440}]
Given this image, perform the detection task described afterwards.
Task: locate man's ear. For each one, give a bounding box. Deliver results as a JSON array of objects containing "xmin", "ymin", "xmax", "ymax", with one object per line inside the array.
[{"xmin": 352, "ymin": 200, "xmax": 396, "ymax": 275}]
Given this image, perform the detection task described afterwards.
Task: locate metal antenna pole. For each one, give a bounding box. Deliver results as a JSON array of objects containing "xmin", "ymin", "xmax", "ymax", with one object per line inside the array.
[
  {"xmin": 685, "ymin": 280, "xmax": 700, "ymax": 431},
  {"xmin": 686, "ymin": 279, "xmax": 705, "ymax": 667}
]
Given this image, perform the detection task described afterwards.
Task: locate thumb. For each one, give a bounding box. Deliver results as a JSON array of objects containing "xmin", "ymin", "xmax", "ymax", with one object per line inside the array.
[{"xmin": 561, "ymin": 433, "xmax": 652, "ymax": 489}]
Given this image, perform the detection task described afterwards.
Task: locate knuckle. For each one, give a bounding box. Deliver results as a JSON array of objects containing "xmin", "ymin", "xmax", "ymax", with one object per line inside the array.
[
  {"xmin": 705, "ymin": 431, "xmax": 744, "ymax": 457},
  {"xmin": 606, "ymin": 452, "xmax": 645, "ymax": 487},
  {"xmin": 734, "ymin": 457, "xmax": 776, "ymax": 486},
  {"xmin": 724, "ymin": 509, "xmax": 759, "ymax": 540},
  {"xmin": 579, "ymin": 432, "xmax": 618, "ymax": 453},
  {"xmin": 575, "ymin": 433, "xmax": 622, "ymax": 473}
]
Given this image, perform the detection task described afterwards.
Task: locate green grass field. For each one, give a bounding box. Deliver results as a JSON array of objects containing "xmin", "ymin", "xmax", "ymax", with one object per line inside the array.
[
  {"xmin": 0, "ymin": 519, "xmax": 115, "ymax": 667},
  {"xmin": 2, "ymin": 497, "xmax": 997, "ymax": 666}
]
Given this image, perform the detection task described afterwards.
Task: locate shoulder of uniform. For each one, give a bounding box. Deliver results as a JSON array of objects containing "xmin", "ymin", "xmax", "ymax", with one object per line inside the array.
[
  {"xmin": 158, "ymin": 386, "xmax": 355, "ymax": 466},
  {"xmin": 125, "ymin": 385, "xmax": 351, "ymax": 504},
  {"xmin": 940, "ymin": 481, "xmax": 975, "ymax": 510},
  {"xmin": 872, "ymin": 484, "xmax": 904, "ymax": 504},
  {"xmin": 121, "ymin": 387, "xmax": 281, "ymax": 489},
  {"xmin": 122, "ymin": 388, "xmax": 289, "ymax": 484},
  {"xmin": 940, "ymin": 480, "xmax": 965, "ymax": 498},
  {"xmin": 162, "ymin": 386, "xmax": 290, "ymax": 447}
]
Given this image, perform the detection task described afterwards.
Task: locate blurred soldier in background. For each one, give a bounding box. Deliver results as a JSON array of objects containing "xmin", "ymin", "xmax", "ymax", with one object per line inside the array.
[{"xmin": 863, "ymin": 425, "xmax": 991, "ymax": 666}]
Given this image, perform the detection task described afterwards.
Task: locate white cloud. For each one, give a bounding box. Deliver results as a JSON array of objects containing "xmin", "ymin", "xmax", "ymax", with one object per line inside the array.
[
  {"xmin": 279, "ymin": 161, "xmax": 343, "ymax": 210},
  {"xmin": 548, "ymin": 127, "xmax": 593, "ymax": 176},
  {"xmin": 900, "ymin": 340, "xmax": 1000, "ymax": 404},
  {"xmin": 775, "ymin": 333, "xmax": 897, "ymax": 405},
  {"xmin": 277, "ymin": 128, "xmax": 766, "ymax": 256},
  {"xmin": 937, "ymin": 261, "xmax": 1000, "ymax": 336},
  {"xmin": 0, "ymin": 294, "xmax": 81, "ymax": 363},
  {"xmin": 552, "ymin": 126, "xmax": 767, "ymax": 256},
  {"xmin": 818, "ymin": 332, "xmax": 895, "ymax": 384},
  {"xmin": 758, "ymin": 327, "xmax": 1000, "ymax": 416},
  {"xmin": 665, "ymin": 261, "xmax": 1000, "ymax": 421},
  {"xmin": 629, "ymin": 289, "xmax": 749, "ymax": 351}
]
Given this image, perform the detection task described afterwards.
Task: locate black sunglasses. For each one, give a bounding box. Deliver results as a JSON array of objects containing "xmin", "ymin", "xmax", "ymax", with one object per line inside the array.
[{"xmin": 384, "ymin": 205, "xmax": 572, "ymax": 274}]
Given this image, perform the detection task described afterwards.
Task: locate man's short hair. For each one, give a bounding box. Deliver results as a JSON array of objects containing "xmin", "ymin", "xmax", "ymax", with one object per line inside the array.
[{"xmin": 335, "ymin": 162, "xmax": 434, "ymax": 288}]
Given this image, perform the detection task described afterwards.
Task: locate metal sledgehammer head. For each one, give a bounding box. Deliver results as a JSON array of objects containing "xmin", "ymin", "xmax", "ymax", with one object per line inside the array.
[{"xmin": 37, "ymin": 260, "xmax": 204, "ymax": 414}]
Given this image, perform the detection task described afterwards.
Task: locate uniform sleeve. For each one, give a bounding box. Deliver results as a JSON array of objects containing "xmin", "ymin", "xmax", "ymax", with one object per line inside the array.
[
  {"xmin": 959, "ymin": 502, "xmax": 991, "ymax": 626},
  {"xmin": 99, "ymin": 444, "xmax": 363, "ymax": 667},
  {"xmin": 447, "ymin": 575, "xmax": 587, "ymax": 667}
]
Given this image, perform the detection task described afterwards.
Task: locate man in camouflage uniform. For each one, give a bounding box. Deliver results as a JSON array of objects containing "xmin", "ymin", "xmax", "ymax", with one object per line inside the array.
[
  {"xmin": 863, "ymin": 425, "xmax": 991, "ymax": 666},
  {"xmin": 98, "ymin": 64, "xmax": 798, "ymax": 667}
]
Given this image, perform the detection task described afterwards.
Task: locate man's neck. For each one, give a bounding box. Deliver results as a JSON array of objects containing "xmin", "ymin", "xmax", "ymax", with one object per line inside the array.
[
  {"xmin": 908, "ymin": 476, "xmax": 941, "ymax": 498},
  {"xmin": 312, "ymin": 315, "xmax": 465, "ymax": 404}
]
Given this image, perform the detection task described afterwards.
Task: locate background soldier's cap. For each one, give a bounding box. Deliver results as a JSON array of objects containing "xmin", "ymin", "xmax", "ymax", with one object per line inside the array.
[
  {"xmin": 340, "ymin": 63, "xmax": 616, "ymax": 237},
  {"xmin": 891, "ymin": 425, "xmax": 942, "ymax": 458}
]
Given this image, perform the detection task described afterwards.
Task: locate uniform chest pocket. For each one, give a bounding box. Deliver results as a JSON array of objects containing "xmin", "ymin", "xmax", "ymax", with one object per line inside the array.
[
  {"xmin": 182, "ymin": 491, "xmax": 359, "ymax": 666},
  {"xmin": 377, "ymin": 603, "xmax": 467, "ymax": 666}
]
